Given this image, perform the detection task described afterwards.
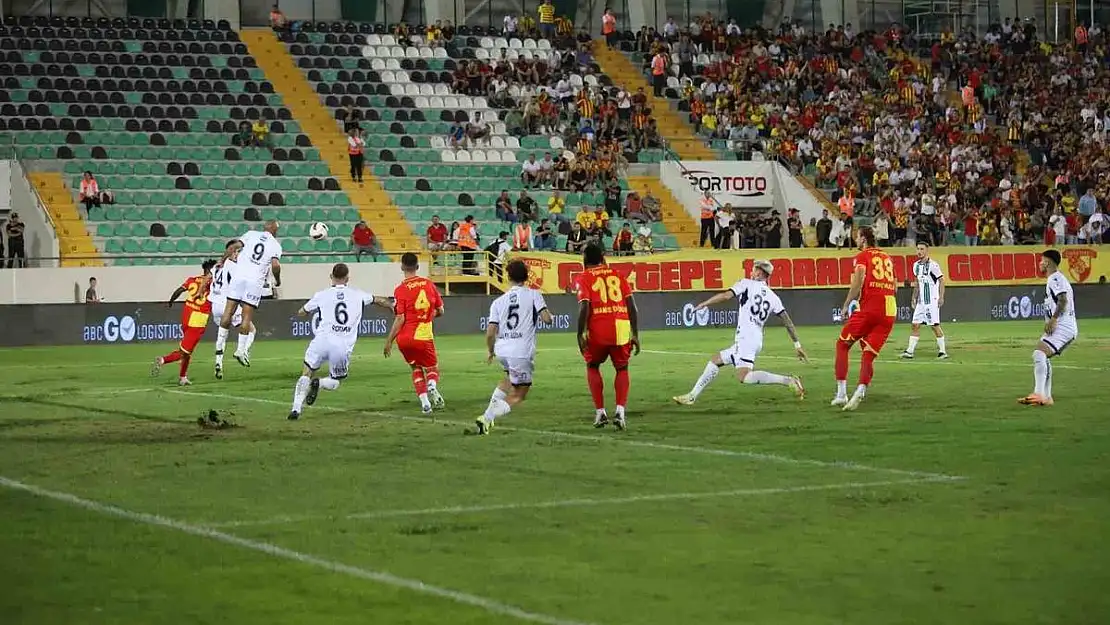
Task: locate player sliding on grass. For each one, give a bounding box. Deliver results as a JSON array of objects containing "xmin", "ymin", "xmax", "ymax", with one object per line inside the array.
[
  {"xmin": 152, "ymin": 259, "xmax": 216, "ymax": 386},
  {"xmin": 672, "ymin": 259, "xmax": 806, "ymax": 406},
  {"xmin": 218, "ymin": 221, "xmax": 282, "ymax": 369},
  {"xmin": 288, "ymin": 263, "xmax": 393, "ymax": 420},
  {"xmin": 576, "ymin": 243, "xmax": 639, "ymax": 430},
  {"xmin": 1019, "ymin": 249, "xmax": 1079, "ymax": 406},
  {"xmin": 476, "ymin": 259, "xmax": 554, "ymax": 435},
  {"xmin": 384, "ymin": 252, "xmax": 446, "ymax": 414}
]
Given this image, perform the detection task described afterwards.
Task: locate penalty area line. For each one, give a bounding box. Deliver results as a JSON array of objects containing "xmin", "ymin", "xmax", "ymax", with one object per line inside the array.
[
  {"xmin": 162, "ymin": 389, "xmax": 964, "ymax": 481},
  {"xmin": 0, "ymin": 475, "xmax": 602, "ymax": 625},
  {"xmin": 205, "ymin": 475, "xmax": 960, "ymax": 529}
]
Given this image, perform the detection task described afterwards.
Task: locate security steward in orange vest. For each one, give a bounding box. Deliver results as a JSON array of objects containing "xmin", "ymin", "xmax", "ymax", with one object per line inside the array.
[
  {"xmin": 698, "ymin": 191, "xmax": 716, "ymax": 247},
  {"xmin": 457, "ymin": 215, "xmax": 480, "ymax": 275}
]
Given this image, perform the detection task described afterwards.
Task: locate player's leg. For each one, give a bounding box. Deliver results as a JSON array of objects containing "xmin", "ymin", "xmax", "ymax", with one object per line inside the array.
[
  {"xmin": 234, "ymin": 299, "xmax": 258, "ymax": 365},
  {"xmin": 832, "ymin": 316, "xmax": 865, "ymax": 406},
  {"xmin": 582, "ymin": 342, "xmax": 610, "ymax": 427},
  {"xmin": 423, "ymin": 343, "xmax": 444, "ymax": 410},
  {"xmin": 151, "ymin": 349, "xmax": 183, "ymax": 377},
  {"xmin": 174, "ymin": 328, "xmax": 204, "ymax": 385},
  {"xmin": 290, "ymin": 340, "xmax": 325, "ymax": 419},
  {"xmin": 212, "ymin": 302, "xmax": 228, "ymax": 378},
  {"xmin": 674, "ymin": 349, "xmax": 728, "ymax": 405},
  {"xmin": 609, "ymin": 344, "xmax": 633, "ymax": 430},
  {"xmin": 307, "ymin": 346, "xmax": 349, "ymax": 408},
  {"xmin": 931, "ymin": 312, "xmax": 947, "ymax": 358},
  {"xmin": 843, "ymin": 318, "xmax": 893, "ymax": 412},
  {"xmin": 477, "ymin": 359, "xmax": 532, "ymax": 434},
  {"xmin": 902, "ymin": 321, "xmax": 922, "ymax": 358},
  {"xmin": 1021, "ymin": 328, "xmax": 1074, "ymax": 405}
]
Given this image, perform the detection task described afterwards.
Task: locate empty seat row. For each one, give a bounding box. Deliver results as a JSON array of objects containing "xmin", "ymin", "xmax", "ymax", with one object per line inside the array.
[
  {"xmin": 0, "ymin": 38, "xmax": 246, "ymax": 54},
  {"xmin": 3, "ymin": 15, "xmax": 232, "ymax": 30},
  {"xmin": 0, "ymin": 50, "xmax": 257, "ymax": 68},
  {"xmin": 69, "ymin": 160, "xmax": 328, "ymax": 177},
  {"xmin": 0, "ymin": 27, "xmax": 238, "ymax": 44},
  {"xmin": 3, "ymin": 89, "xmax": 274, "ymax": 107}
]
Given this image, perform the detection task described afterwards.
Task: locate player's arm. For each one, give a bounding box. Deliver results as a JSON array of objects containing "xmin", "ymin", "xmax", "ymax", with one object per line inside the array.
[
  {"xmin": 935, "ymin": 273, "xmax": 945, "ymax": 307},
  {"xmin": 269, "ymin": 257, "xmax": 282, "ymax": 287},
  {"xmin": 536, "ymin": 295, "xmax": 553, "ymax": 324},
  {"xmin": 694, "ymin": 289, "xmax": 735, "ymax": 310},
  {"xmin": 296, "ymin": 295, "xmax": 320, "ymax": 318},
  {"xmin": 369, "ymin": 295, "xmax": 395, "ymax": 310},
  {"xmin": 433, "ymin": 287, "xmax": 445, "ymax": 318},
  {"xmin": 778, "ymin": 310, "xmax": 808, "ymax": 362},
  {"xmin": 383, "ymin": 291, "xmax": 405, "ymax": 358},
  {"xmin": 626, "ymin": 294, "xmax": 641, "ymax": 355},
  {"xmin": 1046, "ymin": 290, "xmax": 1067, "ymax": 333},
  {"xmin": 166, "ymin": 284, "xmax": 187, "ymax": 308},
  {"xmin": 576, "ymin": 299, "xmax": 591, "ymax": 353},
  {"xmin": 842, "ymin": 264, "xmax": 865, "ymax": 312},
  {"xmin": 484, "ymin": 320, "xmax": 498, "ymax": 364}
]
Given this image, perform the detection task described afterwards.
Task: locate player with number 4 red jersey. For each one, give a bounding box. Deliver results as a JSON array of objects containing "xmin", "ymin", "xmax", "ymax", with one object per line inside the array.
[
  {"xmin": 385, "ymin": 252, "xmax": 445, "ymax": 414},
  {"xmin": 833, "ymin": 227, "xmax": 898, "ymax": 411},
  {"xmin": 576, "ymin": 244, "xmax": 640, "ymax": 430}
]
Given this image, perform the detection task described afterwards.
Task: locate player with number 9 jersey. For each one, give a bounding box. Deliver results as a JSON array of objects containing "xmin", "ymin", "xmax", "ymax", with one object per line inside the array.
[
  {"xmin": 386, "ymin": 253, "xmax": 446, "ymax": 414},
  {"xmin": 833, "ymin": 227, "xmax": 897, "ymax": 411}
]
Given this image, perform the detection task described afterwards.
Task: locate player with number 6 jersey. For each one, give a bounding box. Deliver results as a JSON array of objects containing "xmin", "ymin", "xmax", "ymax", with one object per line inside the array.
[
  {"xmin": 288, "ymin": 263, "xmax": 393, "ymax": 420},
  {"xmin": 475, "ymin": 259, "xmax": 554, "ymax": 434},
  {"xmin": 673, "ymin": 260, "xmax": 807, "ymax": 406},
  {"xmin": 576, "ymin": 244, "xmax": 640, "ymax": 430},
  {"xmin": 833, "ymin": 227, "xmax": 898, "ymax": 411},
  {"xmin": 385, "ymin": 252, "xmax": 446, "ymax": 414}
]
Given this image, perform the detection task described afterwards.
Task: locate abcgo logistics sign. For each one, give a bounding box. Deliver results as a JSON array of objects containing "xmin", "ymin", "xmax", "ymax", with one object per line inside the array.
[{"xmin": 513, "ymin": 246, "xmax": 1104, "ymax": 293}]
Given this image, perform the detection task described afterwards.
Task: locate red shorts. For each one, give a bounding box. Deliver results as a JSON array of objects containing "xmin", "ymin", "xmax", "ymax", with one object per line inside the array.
[
  {"xmin": 839, "ymin": 311, "xmax": 895, "ymax": 354},
  {"xmin": 582, "ymin": 342, "xmax": 632, "ymax": 368},
  {"xmin": 398, "ymin": 339, "xmax": 438, "ymax": 368},
  {"xmin": 179, "ymin": 325, "xmax": 207, "ymax": 355}
]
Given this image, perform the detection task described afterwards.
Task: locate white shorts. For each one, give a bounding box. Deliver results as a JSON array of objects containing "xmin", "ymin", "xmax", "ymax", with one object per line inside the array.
[
  {"xmin": 1040, "ymin": 321, "xmax": 1078, "ymax": 356},
  {"xmin": 304, "ymin": 336, "xmax": 352, "ymax": 380},
  {"xmin": 912, "ymin": 303, "xmax": 941, "ymax": 326},
  {"xmin": 497, "ymin": 356, "xmax": 534, "ymax": 386},
  {"xmin": 719, "ymin": 335, "xmax": 763, "ymax": 368},
  {"xmin": 210, "ymin": 299, "xmax": 243, "ymax": 327},
  {"xmin": 226, "ymin": 275, "xmax": 264, "ymax": 308}
]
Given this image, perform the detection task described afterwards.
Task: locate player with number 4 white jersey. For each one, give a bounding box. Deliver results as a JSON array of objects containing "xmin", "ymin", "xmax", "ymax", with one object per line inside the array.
[
  {"xmin": 673, "ymin": 260, "xmax": 807, "ymax": 406},
  {"xmin": 217, "ymin": 221, "xmax": 283, "ymax": 370},
  {"xmin": 209, "ymin": 240, "xmax": 257, "ymax": 379},
  {"xmin": 901, "ymin": 241, "xmax": 948, "ymax": 360},
  {"xmin": 1020, "ymin": 250, "xmax": 1079, "ymax": 406},
  {"xmin": 288, "ymin": 263, "xmax": 393, "ymax": 420},
  {"xmin": 475, "ymin": 260, "xmax": 554, "ymax": 435}
]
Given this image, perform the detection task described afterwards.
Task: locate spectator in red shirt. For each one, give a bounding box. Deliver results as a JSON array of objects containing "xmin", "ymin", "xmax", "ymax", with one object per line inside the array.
[
  {"xmin": 426, "ymin": 215, "xmax": 448, "ymax": 251},
  {"xmin": 351, "ymin": 220, "xmax": 379, "ymax": 262}
]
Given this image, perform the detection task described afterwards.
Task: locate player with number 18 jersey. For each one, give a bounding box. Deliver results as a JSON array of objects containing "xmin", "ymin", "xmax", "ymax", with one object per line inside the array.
[
  {"xmin": 385, "ymin": 253, "xmax": 445, "ymax": 414},
  {"xmin": 833, "ymin": 227, "xmax": 897, "ymax": 411}
]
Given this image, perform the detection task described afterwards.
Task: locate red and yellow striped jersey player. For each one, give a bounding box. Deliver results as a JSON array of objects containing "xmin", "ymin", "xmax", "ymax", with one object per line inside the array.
[
  {"xmin": 832, "ymin": 226, "xmax": 898, "ymax": 411},
  {"xmin": 152, "ymin": 259, "xmax": 216, "ymax": 385},
  {"xmin": 384, "ymin": 252, "xmax": 445, "ymax": 414}
]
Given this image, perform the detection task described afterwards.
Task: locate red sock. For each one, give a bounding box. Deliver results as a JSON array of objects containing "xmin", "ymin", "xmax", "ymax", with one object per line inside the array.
[
  {"xmin": 586, "ymin": 366, "xmax": 605, "ymax": 410},
  {"xmin": 178, "ymin": 354, "xmax": 191, "ymax": 378},
  {"xmin": 859, "ymin": 350, "xmax": 877, "ymax": 386},
  {"xmin": 162, "ymin": 351, "xmax": 182, "ymax": 364},
  {"xmin": 614, "ymin": 368, "xmax": 630, "ymax": 407},
  {"xmin": 411, "ymin": 369, "xmax": 427, "ymax": 396},
  {"xmin": 834, "ymin": 339, "xmax": 850, "ymax": 381},
  {"xmin": 425, "ymin": 366, "xmax": 440, "ymax": 386}
]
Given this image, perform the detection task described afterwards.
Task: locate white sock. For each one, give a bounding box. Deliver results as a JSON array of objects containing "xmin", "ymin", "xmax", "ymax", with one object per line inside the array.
[
  {"xmin": 1033, "ymin": 350, "xmax": 1047, "ymax": 396},
  {"xmin": 215, "ymin": 327, "xmax": 229, "ymax": 363},
  {"xmin": 487, "ymin": 387, "xmax": 507, "ymax": 412},
  {"xmin": 485, "ymin": 398, "xmax": 511, "ymax": 421},
  {"xmin": 1044, "ymin": 359, "xmax": 1053, "ymax": 399},
  {"xmin": 836, "ymin": 380, "xmax": 847, "ymax": 398},
  {"xmin": 236, "ymin": 331, "xmax": 250, "ymax": 354},
  {"xmin": 418, "ymin": 392, "xmax": 430, "ymax": 407},
  {"xmin": 854, "ymin": 383, "xmax": 867, "ymax": 397},
  {"xmin": 244, "ymin": 328, "xmax": 257, "ymax": 352},
  {"xmin": 427, "ymin": 378, "xmax": 438, "ymax": 392},
  {"xmin": 743, "ymin": 371, "xmax": 792, "ymax": 385},
  {"xmin": 292, "ymin": 375, "xmax": 310, "ymax": 412},
  {"xmin": 689, "ymin": 361, "xmax": 719, "ymax": 399},
  {"xmin": 936, "ymin": 336, "xmax": 946, "ymax": 354},
  {"xmin": 320, "ymin": 377, "xmax": 340, "ymax": 391},
  {"xmin": 906, "ymin": 335, "xmax": 919, "ymax": 354},
  {"xmin": 615, "ymin": 405, "xmax": 625, "ymax": 417},
  {"xmin": 595, "ymin": 408, "xmax": 607, "ymax": 418}
]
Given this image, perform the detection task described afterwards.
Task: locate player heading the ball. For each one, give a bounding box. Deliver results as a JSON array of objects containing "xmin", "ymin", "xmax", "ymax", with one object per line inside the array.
[
  {"xmin": 1019, "ymin": 249, "xmax": 1079, "ymax": 406},
  {"xmin": 673, "ymin": 259, "xmax": 807, "ymax": 406},
  {"xmin": 218, "ymin": 220, "xmax": 283, "ymax": 369},
  {"xmin": 576, "ymin": 243, "xmax": 640, "ymax": 430},
  {"xmin": 288, "ymin": 262, "xmax": 393, "ymax": 420},
  {"xmin": 384, "ymin": 252, "xmax": 446, "ymax": 414},
  {"xmin": 475, "ymin": 259, "xmax": 554, "ymax": 435},
  {"xmin": 833, "ymin": 226, "xmax": 898, "ymax": 411}
]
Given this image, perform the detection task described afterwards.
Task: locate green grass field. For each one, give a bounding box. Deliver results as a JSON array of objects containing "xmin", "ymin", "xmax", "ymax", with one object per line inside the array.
[{"xmin": 1, "ymin": 320, "xmax": 1108, "ymax": 625}]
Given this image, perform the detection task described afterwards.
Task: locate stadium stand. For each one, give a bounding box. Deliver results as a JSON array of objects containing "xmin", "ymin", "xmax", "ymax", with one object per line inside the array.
[{"xmin": 0, "ymin": 15, "xmax": 378, "ymax": 266}]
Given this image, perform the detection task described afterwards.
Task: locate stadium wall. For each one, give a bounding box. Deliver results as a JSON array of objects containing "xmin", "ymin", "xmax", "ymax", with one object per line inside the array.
[
  {"xmin": 2, "ymin": 285, "xmax": 1106, "ymax": 347},
  {"xmin": 0, "ymin": 262, "xmax": 421, "ymax": 304}
]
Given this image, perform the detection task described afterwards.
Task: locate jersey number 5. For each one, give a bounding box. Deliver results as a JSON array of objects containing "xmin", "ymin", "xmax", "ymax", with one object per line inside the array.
[
  {"xmin": 870, "ymin": 256, "xmax": 895, "ymax": 283},
  {"xmin": 591, "ymin": 275, "xmax": 623, "ymax": 303}
]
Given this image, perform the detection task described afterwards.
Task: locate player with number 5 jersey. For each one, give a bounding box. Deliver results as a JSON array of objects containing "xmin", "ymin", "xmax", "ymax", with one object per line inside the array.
[
  {"xmin": 576, "ymin": 244, "xmax": 640, "ymax": 430},
  {"xmin": 385, "ymin": 252, "xmax": 446, "ymax": 414},
  {"xmin": 833, "ymin": 226, "xmax": 898, "ymax": 411},
  {"xmin": 288, "ymin": 263, "xmax": 393, "ymax": 420}
]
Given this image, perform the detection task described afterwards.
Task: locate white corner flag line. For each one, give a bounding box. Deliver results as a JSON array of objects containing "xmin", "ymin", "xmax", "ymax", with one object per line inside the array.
[{"xmin": 0, "ymin": 476, "xmax": 598, "ymax": 625}]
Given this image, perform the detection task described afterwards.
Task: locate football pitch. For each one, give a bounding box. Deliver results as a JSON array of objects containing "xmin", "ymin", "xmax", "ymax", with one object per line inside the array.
[{"xmin": 1, "ymin": 320, "xmax": 1108, "ymax": 625}]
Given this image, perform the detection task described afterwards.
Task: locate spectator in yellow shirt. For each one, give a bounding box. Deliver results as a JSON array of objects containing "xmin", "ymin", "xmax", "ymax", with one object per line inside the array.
[
  {"xmin": 575, "ymin": 205, "xmax": 595, "ymax": 231},
  {"xmin": 251, "ymin": 118, "xmax": 272, "ymax": 150},
  {"xmin": 547, "ymin": 191, "xmax": 569, "ymax": 224}
]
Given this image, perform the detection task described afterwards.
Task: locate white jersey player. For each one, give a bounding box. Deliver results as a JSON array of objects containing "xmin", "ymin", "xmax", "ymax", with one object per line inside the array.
[
  {"xmin": 475, "ymin": 260, "xmax": 553, "ymax": 435},
  {"xmin": 673, "ymin": 260, "xmax": 807, "ymax": 405},
  {"xmin": 218, "ymin": 220, "xmax": 283, "ymax": 368},
  {"xmin": 901, "ymin": 242, "xmax": 948, "ymax": 359},
  {"xmin": 288, "ymin": 262, "xmax": 393, "ymax": 420},
  {"xmin": 1020, "ymin": 250, "xmax": 1079, "ymax": 406},
  {"xmin": 209, "ymin": 240, "xmax": 255, "ymax": 379}
]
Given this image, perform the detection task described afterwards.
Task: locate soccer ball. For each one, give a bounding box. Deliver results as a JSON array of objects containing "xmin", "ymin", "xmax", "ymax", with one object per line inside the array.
[{"xmin": 309, "ymin": 222, "xmax": 329, "ymax": 240}]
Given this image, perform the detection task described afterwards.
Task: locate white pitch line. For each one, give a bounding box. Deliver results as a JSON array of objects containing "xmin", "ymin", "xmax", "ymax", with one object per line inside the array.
[
  {"xmin": 163, "ymin": 389, "xmax": 963, "ymax": 481},
  {"xmin": 641, "ymin": 349, "xmax": 1105, "ymax": 371},
  {"xmin": 0, "ymin": 387, "xmax": 155, "ymax": 401},
  {"xmin": 0, "ymin": 476, "xmax": 601, "ymax": 625},
  {"xmin": 206, "ymin": 476, "xmax": 960, "ymax": 529}
]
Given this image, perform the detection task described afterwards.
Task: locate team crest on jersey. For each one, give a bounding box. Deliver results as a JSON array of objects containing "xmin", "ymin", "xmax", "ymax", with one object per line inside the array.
[
  {"xmin": 520, "ymin": 257, "xmax": 551, "ymax": 290},
  {"xmin": 1063, "ymin": 248, "xmax": 1096, "ymax": 283}
]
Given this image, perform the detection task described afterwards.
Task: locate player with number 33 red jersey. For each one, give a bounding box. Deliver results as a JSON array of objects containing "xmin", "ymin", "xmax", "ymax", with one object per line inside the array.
[
  {"xmin": 385, "ymin": 253, "xmax": 445, "ymax": 414},
  {"xmin": 832, "ymin": 227, "xmax": 898, "ymax": 411}
]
